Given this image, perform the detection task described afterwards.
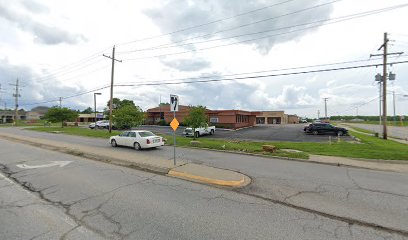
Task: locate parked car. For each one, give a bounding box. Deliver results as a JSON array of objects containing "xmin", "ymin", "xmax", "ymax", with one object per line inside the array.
[
  {"xmin": 304, "ymin": 123, "xmax": 312, "ymax": 132},
  {"xmin": 89, "ymin": 120, "xmax": 110, "ymax": 129},
  {"xmin": 109, "ymin": 130, "xmax": 164, "ymax": 150},
  {"xmin": 305, "ymin": 123, "xmax": 348, "ymax": 136},
  {"xmin": 183, "ymin": 124, "xmax": 215, "ymax": 138}
]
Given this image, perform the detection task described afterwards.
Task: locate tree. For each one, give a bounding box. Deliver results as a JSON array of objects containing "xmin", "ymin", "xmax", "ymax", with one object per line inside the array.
[
  {"xmin": 107, "ymin": 98, "xmax": 135, "ymax": 110},
  {"xmin": 112, "ymin": 105, "xmax": 144, "ymax": 129},
  {"xmin": 183, "ymin": 106, "xmax": 208, "ymax": 139},
  {"xmin": 43, "ymin": 107, "xmax": 79, "ymax": 128},
  {"xmin": 81, "ymin": 107, "xmax": 93, "ymax": 114}
]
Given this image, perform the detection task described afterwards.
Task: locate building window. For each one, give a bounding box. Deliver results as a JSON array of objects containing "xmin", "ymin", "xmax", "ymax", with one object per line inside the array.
[{"xmin": 210, "ymin": 117, "xmax": 218, "ymax": 123}]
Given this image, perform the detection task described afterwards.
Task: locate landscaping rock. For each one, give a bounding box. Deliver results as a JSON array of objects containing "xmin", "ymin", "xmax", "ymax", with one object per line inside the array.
[{"xmin": 262, "ymin": 145, "xmax": 277, "ymax": 153}]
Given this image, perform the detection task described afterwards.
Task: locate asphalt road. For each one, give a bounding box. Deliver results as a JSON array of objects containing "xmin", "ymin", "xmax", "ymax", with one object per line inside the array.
[
  {"xmin": 0, "ymin": 138, "xmax": 406, "ymax": 240},
  {"xmin": 133, "ymin": 124, "xmax": 353, "ymax": 142}
]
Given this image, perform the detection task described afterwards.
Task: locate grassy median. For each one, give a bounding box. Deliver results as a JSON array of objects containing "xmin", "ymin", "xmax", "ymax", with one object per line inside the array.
[
  {"xmin": 27, "ymin": 127, "xmax": 122, "ymax": 138},
  {"xmin": 26, "ymin": 127, "xmax": 408, "ymax": 161}
]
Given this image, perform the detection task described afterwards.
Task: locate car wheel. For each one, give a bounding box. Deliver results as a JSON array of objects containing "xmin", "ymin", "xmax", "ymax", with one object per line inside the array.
[
  {"xmin": 312, "ymin": 130, "xmax": 319, "ymax": 135},
  {"xmin": 134, "ymin": 142, "xmax": 141, "ymax": 150},
  {"xmin": 338, "ymin": 131, "xmax": 344, "ymax": 136},
  {"xmin": 111, "ymin": 139, "xmax": 117, "ymax": 147},
  {"xmin": 210, "ymin": 129, "xmax": 214, "ymax": 135},
  {"xmin": 195, "ymin": 132, "xmax": 200, "ymax": 138}
]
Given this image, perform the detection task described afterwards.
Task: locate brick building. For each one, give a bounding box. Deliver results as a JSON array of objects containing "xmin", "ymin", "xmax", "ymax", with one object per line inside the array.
[{"xmin": 146, "ymin": 105, "xmax": 298, "ymax": 129}]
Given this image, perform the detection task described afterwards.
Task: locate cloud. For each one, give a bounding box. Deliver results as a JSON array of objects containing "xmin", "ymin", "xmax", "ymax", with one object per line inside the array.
[
  {"xmin": 160, "ymin": 57, "xmax": 211, "ymax": 72},
  {"xmin": 0, "ymin": 58, "xmax": 88, "ymax": 110},
  {"xmin": 144, "ymin": 0, "xmax": 334, "ymax": 54},
  {"xmin": 0, "ymin": 1, "xmax": 86, "ymax": 45},
  {"xmin": 20, "ymin": 0, "xmax": 49, "ymax": 14}
]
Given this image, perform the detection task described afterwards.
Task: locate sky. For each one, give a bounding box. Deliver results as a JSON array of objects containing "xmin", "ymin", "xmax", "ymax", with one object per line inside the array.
[{"xmin": 1, "ymin": 0, "xmax": 408, "ymax": 118}]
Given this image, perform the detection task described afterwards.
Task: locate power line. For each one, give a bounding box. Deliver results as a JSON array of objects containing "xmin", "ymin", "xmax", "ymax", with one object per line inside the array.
[
  {"xmin": 116, "ymin": 0, "xmax": 298, "ymax": 46},
  {"xmin": 32, "ymin": 58, "xmax": 106, "ymax": 83},
  {"xmin": 115, "ymin": 60, "xmax": 408, "ymax": 87},
  {"xmin": 20, "ymin": 60, "xmax": 408, "ymax": 108},
  {"xmin": 117, "ymin": 0, "xmax": 340, "ymax": 54},
  {"xmin": 25, "ymin": 48, "xmax": 110, "ymax": 85},
  {"xmin": 117, "ymin": 55, "xmax": 408, "ymax": 85},
  {"xmin": 120, "ymin": 4, "xmax": 408, "ymax": 60}
]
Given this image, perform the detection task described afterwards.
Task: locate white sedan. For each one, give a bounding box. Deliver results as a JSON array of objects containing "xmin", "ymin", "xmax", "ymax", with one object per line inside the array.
[{"xmin": 109, "ymin": 130, "xmax": 164, "ymax": 150}]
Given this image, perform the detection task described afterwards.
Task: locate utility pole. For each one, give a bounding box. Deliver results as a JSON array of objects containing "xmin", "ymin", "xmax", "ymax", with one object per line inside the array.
[
  {"xmin": 381, "ymin": 32, "xmax": 388, "ymax": 139},
  {"xmin": 370, "ymin": 32, "xmax": 403, "ymax": 139},
  {"xmin": 317, "ymin": 110, "xmax": 320, "ymax": 119},
  {"xmin": 103, "ymin": 45, "xmax": 122, "ymax": 133},
  {"xmin": 323, "ymin": 98, "xmax": 329, "ymax": 120},
  {"xmin": 59, "ymin": 97, "xmax": 62, "ymax": 108},
  {"xmin": 10, "ymin": 78, "xmax": 21, "ymax": 126},
  {"xmin": 94, "ymin": 93, "xmax": 102, "ymax": 130}
]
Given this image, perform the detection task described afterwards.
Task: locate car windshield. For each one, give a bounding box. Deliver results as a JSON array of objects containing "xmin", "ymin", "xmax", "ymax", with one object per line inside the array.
[{"xmin": 138, "ymin": 131, "xmax": 156, "ymax": 137}]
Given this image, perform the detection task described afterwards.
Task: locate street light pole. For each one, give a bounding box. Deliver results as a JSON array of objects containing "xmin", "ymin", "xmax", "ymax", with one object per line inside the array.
[
  {"xmin": 393, "ymin": 91, "xmax": 396, "ymax": 126},
  {"xmin": 94, "ymin": 93, "xmax": 102, "ymax": 130}
]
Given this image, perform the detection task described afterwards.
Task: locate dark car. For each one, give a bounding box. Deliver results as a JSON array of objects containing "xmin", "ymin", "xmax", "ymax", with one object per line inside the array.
[
  {"xmin": 304, "ymin": 124, "xmax": 312, "ymax": 132},
  {"xmin": 305, "ymin": 123, "xmax": 348, "ymax": 136}
]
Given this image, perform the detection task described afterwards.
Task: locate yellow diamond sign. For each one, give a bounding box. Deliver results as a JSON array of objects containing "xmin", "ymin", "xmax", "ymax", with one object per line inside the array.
[{"xmin": 170, "ymin": 118, "xmax": 179, "ymax": 131}]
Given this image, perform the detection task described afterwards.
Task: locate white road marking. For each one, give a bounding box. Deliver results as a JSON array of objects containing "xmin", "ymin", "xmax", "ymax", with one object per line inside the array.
[{"xmin": 16, "ymin": 161, "xmax": 72, "ymax": 169}]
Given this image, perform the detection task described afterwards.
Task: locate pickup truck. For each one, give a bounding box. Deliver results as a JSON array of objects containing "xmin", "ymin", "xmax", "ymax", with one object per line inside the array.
[{"xmin": 183, "ymin": 125, "xmax": 215, "ymax": 138}]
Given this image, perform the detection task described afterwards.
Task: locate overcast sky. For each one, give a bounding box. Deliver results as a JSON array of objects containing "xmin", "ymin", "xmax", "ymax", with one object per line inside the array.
[{"xmin": 1, "ymin": 0, "xmax": 408, "ymax": 118}]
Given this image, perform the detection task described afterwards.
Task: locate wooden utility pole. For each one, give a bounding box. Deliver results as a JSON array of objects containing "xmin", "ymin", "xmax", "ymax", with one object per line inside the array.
[
  {"xmin": 103, "ymin": 46, "xmax": 122, "ymax": 133},
  {"xmin": 382, "ymin": 32, "xmax": 388, "ymax": 139},
  {"xmin": 370, "ymin": 32, "xmax": 403, "ymax": 139}
]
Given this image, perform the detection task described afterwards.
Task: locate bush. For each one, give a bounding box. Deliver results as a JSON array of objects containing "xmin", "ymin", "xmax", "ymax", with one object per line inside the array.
[{"xmin": 158, "ymin": 119, "xmax": 168, "ymax": 126}]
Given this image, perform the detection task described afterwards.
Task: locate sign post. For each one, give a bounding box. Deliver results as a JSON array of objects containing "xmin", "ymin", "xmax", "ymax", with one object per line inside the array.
[{"xmin": 170, "ymin": 94, "xmax": 179, "ymax": 166}]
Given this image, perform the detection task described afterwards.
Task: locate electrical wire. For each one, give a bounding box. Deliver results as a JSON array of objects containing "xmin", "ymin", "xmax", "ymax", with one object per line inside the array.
[
  {"xmin": 117, "ymin": 55, "xmax": 408, "ymax": 85},
  {"xmin": 114, "ymin": 60, "xmax": 408, "ymax": 87},
  {"xmin": 116, "ymin": 0, "xmax": 299, "ymax": 46},
  {"xmin": 121, "ymin": 4, "xmax": 408, "ymax": 60},
  {"xmin": 20, "ymin": 60, "xmax": 408, "ymax": 107},
  {"xmin": 117, "ymin": 0, "xmax": 340, "ymax": 53}
]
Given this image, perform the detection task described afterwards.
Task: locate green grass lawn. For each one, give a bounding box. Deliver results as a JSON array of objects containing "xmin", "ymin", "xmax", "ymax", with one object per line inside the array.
[
  {"xmin": 342, "ymin": 125, "xmax": 375, "ymax": 135},
  {"xmin": 26, "ymin": 127, "xmax": 408, "ymax": 161},
  {"xmin": 0, "ymin": 120, "xmax": 60, "ymax": 127},
  {"xmin": 160, "ymin": 131, "xmax": 408, "ymax": 161},
  {"xmin": 27, "ymin": 127, "xmax": 122, "ymax": 138}
]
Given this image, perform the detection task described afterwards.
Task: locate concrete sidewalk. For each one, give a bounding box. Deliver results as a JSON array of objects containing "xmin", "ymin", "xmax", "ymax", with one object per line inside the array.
[{"xmin": 0, "ymin": 132, "xmax": 250, "ymax": 188}]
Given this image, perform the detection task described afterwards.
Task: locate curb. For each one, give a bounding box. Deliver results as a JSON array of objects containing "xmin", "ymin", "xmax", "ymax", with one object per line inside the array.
[
  {"xmin": 0, "ymin": 133, "xmax": 250, "ymax": 188},
  {"xmin": 168, "ymin": 169, "xmax": 250, "ymax": 187}
]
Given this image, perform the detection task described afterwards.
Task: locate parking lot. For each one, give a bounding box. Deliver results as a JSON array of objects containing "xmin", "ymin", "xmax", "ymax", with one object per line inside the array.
[{"xmin": 134, "ymin": 124, "xmax": 353, "ymax": 142}]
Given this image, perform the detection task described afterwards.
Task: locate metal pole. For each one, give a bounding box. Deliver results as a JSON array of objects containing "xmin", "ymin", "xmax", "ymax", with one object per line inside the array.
[
  {"xmin": 393, "ymin": 90, "xmax": 396, "ymax": 126},
  {"xmin": 174, "ymin": 111, "xmax": 177, "ymax": 165},
  {"xmin": 379, "ymin": 82, "xmax": 382, "ymax": 127},
  {"xmin": 159, "ymin": 95, "xmax": 161, "ymax": 123},
  {"xmin": 94, "ymin": 93, "xmax": 97, "ymax": 130}
]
